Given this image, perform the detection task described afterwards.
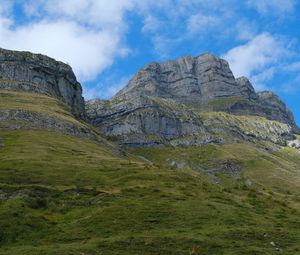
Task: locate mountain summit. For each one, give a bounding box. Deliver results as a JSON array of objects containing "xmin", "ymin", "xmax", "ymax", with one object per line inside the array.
[
  {"xmin": 115, "ymin": 53, "xmax": 255, "ymax": 101},
  {"xmin": 86, "ymin": 53, "xmax": 298, "ymax": 147}
]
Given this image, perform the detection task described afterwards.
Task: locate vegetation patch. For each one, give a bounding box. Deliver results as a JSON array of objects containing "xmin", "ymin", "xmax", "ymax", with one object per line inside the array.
[{"xmin": 208, "ymin": 97, "xmax": 245, "ymax": 108}]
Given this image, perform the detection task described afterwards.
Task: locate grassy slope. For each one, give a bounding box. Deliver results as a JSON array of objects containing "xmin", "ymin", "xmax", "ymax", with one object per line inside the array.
[
  {"xmin": 1, "ymin": 90, "xmax": 300, "ymax": 254},
  {"xmin": 130, "ymin": 144, "xmax": 300, "ymax": 194},
  {"xmin": 0, "ymin": 90, "xmax": 80, "ymax": 125}
]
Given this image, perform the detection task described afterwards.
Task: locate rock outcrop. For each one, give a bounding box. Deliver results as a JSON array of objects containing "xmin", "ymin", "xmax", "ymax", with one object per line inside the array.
[
  {"xmin": 226, "ymin": 91, "xmax": 297, "ymax": 130},
  {"xmin": 87, "ymin": 53, "xmax": 299, "ymax": 147},
  {"xmin": 0, "ymin": 48, "xmax": 84, "ymax": 117},
  {"xmin": 86, "ymin": 96, "xmax": 214, "ymax": 147},
  {"xmin": 288, "ymin": 139, "xmax": 300, "ymax": 150}
]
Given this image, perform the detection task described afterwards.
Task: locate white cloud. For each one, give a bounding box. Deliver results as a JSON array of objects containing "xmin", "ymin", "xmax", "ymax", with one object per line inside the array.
[
  {"xmin": 187, "ymin": 14, "xmax": 220, "ymax": 35},
  {"xmin": 1, "ymin": 21, "xmax": 126, "ymax": 81},
  {"xmin": 279, "ymin": 74, "xmax": 300, "ymax": 93},
  {"xmin": 279, "ymin": 62, "xmax": 300, "ymax": 93},
  {"xmin": 251, "ymin": 67, "xmax": 276, "ymax": 90},
  {"xmin": 137, "ymin": 1, "xmax": 246, "ymax": 59},
  {"xmin": 283, "ymin": 62, "xmax": 300, "ymax": 72},
  {"xmin": 247, "ymin": 0, "xmax": 296, "ymax": 15},
  {"xmin": 1, "ymin": 0, "xmax": 298, "ymax": 99},
  {"xmin": 234, "ymin": 20, "xmax": 257, "ymax": 41},
  {"xmin": 45, "ymin": 0, "xmax": 134, "ymax": 29},
  {"xmin": 0, "ymin": 0, "xmax": 255, "ymax": 84},
  {"xmin": 0, "ymin": 0, "xmax": 134, "ymax": 82},
  {"xmin": 142, "ymin": 15, "xmax": 161, "ymax": 33},
  {"xmin": 222, "ymin": 33, "xmax": 292, "ymax": 91},
  {"xmin": 222, "ymin": 33, "xmax": 287, "ymax": 79}
]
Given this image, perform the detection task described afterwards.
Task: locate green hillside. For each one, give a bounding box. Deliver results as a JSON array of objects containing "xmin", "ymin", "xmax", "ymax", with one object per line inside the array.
[{"xmin": 1, "ymin": 90, "xmax": 300, "ymax": 254}]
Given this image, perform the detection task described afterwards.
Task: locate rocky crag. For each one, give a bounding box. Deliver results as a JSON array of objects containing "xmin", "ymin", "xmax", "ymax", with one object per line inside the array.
[
  {"xmin": 0, "ymin": 48, "xmax": 84, "ymax": 117},
  {"xmin": 86, "ymin": 53, "xmax": 298, "ymax": 147},
  {"xmin": 0, "ymin": 48, "xmax": 124, "ymax": 155}
]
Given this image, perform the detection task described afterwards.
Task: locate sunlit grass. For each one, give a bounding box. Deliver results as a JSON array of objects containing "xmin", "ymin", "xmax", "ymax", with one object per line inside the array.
[{"xmin": 1, "ymin": 90, "xmax": 300, "ymax": 254}]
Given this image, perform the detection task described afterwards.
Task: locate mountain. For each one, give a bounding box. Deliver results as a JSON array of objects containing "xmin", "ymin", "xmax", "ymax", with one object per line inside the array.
[
  {"xmin": 86, "ymin": 53, "xmax": 298, "ymax": 147},
  {"xmin": 1, "ymin": 48, "xmax": 300, "ymax": 255}
]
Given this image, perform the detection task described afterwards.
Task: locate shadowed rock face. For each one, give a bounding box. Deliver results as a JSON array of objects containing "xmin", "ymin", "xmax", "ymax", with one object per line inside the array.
[
  {"xmin": 227, "ymin": 91, "xmax": 297, "ymax": 130},
  {"xmin": 0, "ymin": 48, "xmax": 84, "ymax": 117},
  {"xmin": 86, "ymin": 96, "xmax": 215, "ymax": 147}
]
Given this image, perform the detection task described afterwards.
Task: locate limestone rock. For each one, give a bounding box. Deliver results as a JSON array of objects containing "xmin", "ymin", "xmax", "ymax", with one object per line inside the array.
[
  {"xmin": 288, "ymin": 139, "xmax": 300, "ymax": 149},
  {"xmin": 87, "ymin": 53, "xmax": 298, "ymax": 147},
  {"xmin": 0, "ymin": 48, "xmax": 84, "ymax": 117},
  {"xmin": 0, "ymin": 109, "xmax": 90, "ymax": 138},
  {"xmin": 113, "ymin": 53, "xmax": 297, "ymax": 131},
  {"xmin": 226, "ymin": 91, "xmax": 298, "ymax": 132},
  {"xmin": 86, "ymin": 96, "xmax": 215, "ymax": 147},
  {"xmin": 87, "ymin": 96, "xmax": 293, "ymax": 147},
  {"xmin": 257, "ymin": 91, "xmax": 296, "ymax": 127},
  {"xmin": 235, "ymin": 77, "xmax": 257, "ymax": 100},
  {"xmin": 115, "ymin": 53, "xmax": 256, "ymax": 103}
]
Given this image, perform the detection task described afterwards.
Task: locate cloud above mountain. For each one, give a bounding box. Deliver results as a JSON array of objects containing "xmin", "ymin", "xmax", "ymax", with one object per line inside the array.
[
  {"xmin": 0, "ymin": 0, "xmax": 134, "ymax": 81},
  {"xmin": 222, "ymin": 33, "xmax": 290, "ymax": 89}
]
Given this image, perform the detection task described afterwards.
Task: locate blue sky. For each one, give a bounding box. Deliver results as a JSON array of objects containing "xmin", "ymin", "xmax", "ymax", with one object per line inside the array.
[{"xmin": 0, "ymin": 0, "xmax": 299, "ymax": 124}]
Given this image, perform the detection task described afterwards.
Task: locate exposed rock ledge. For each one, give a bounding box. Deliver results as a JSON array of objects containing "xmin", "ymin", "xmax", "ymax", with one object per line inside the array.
[{"xmin": 0, "ymin": 48, "xmax": 84, "ymax": 117}]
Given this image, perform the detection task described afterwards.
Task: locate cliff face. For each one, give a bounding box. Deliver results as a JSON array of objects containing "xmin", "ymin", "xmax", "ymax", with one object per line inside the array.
[
  {"xmin": 115, "ymin": 54, "xmax": 256, "ymax": 102},
  {"xmin": 114, "ymin": 53, "xmax": 296, "ymax": 129},
  {"xmin": 87, "ymin": 53, "xmax": 299, "ymax": 147},
  {"xmin": 86, "ymin": 96, "xmax": 293, "ymax": 147},
  {"xmin": 0, "ymin": 48, "xmax": 84, "ymax": 117}
]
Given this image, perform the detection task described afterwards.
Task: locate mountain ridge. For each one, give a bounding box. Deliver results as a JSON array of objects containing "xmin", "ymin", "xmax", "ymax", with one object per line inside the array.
[{"xmin": 0, "ymin": 47, "xmax": 298, "ymax": 149}]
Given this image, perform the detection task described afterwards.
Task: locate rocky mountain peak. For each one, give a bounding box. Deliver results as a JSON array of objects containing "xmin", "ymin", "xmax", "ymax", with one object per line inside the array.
[
  {"xmin": 87, "ymin": 52, "xmax": 299, "ymax": 147},
  {"xmin": 115, "ymin": 53, "xmax": 256, "ymax": 103},
  {"xmin": 235, "ymin": 76, "xmax": 257, "ymax": 99},
  {"xmin": 0, "ymin": 48, "xmax": 84, "ymax": 117}
]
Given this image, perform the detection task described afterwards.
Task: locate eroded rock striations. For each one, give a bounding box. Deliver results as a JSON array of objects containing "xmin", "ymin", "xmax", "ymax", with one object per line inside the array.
[
  {"xmin": 114, "ymin": 53, "xmax": 296, "ymax": 128},
  {"xmin": 87, "ymin": 53, "xmax": 299, "ymax": 147},
  {"xmin": 115, "ymin": 54, "xmax": 254, "ymax": 102},
  {"xmin": 0, "ymin": 48, "xmax": 96, "ymax": 144},
  {"xmin": 0, "ymin": 48, "xmax": 84, "ymax": 117}
]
